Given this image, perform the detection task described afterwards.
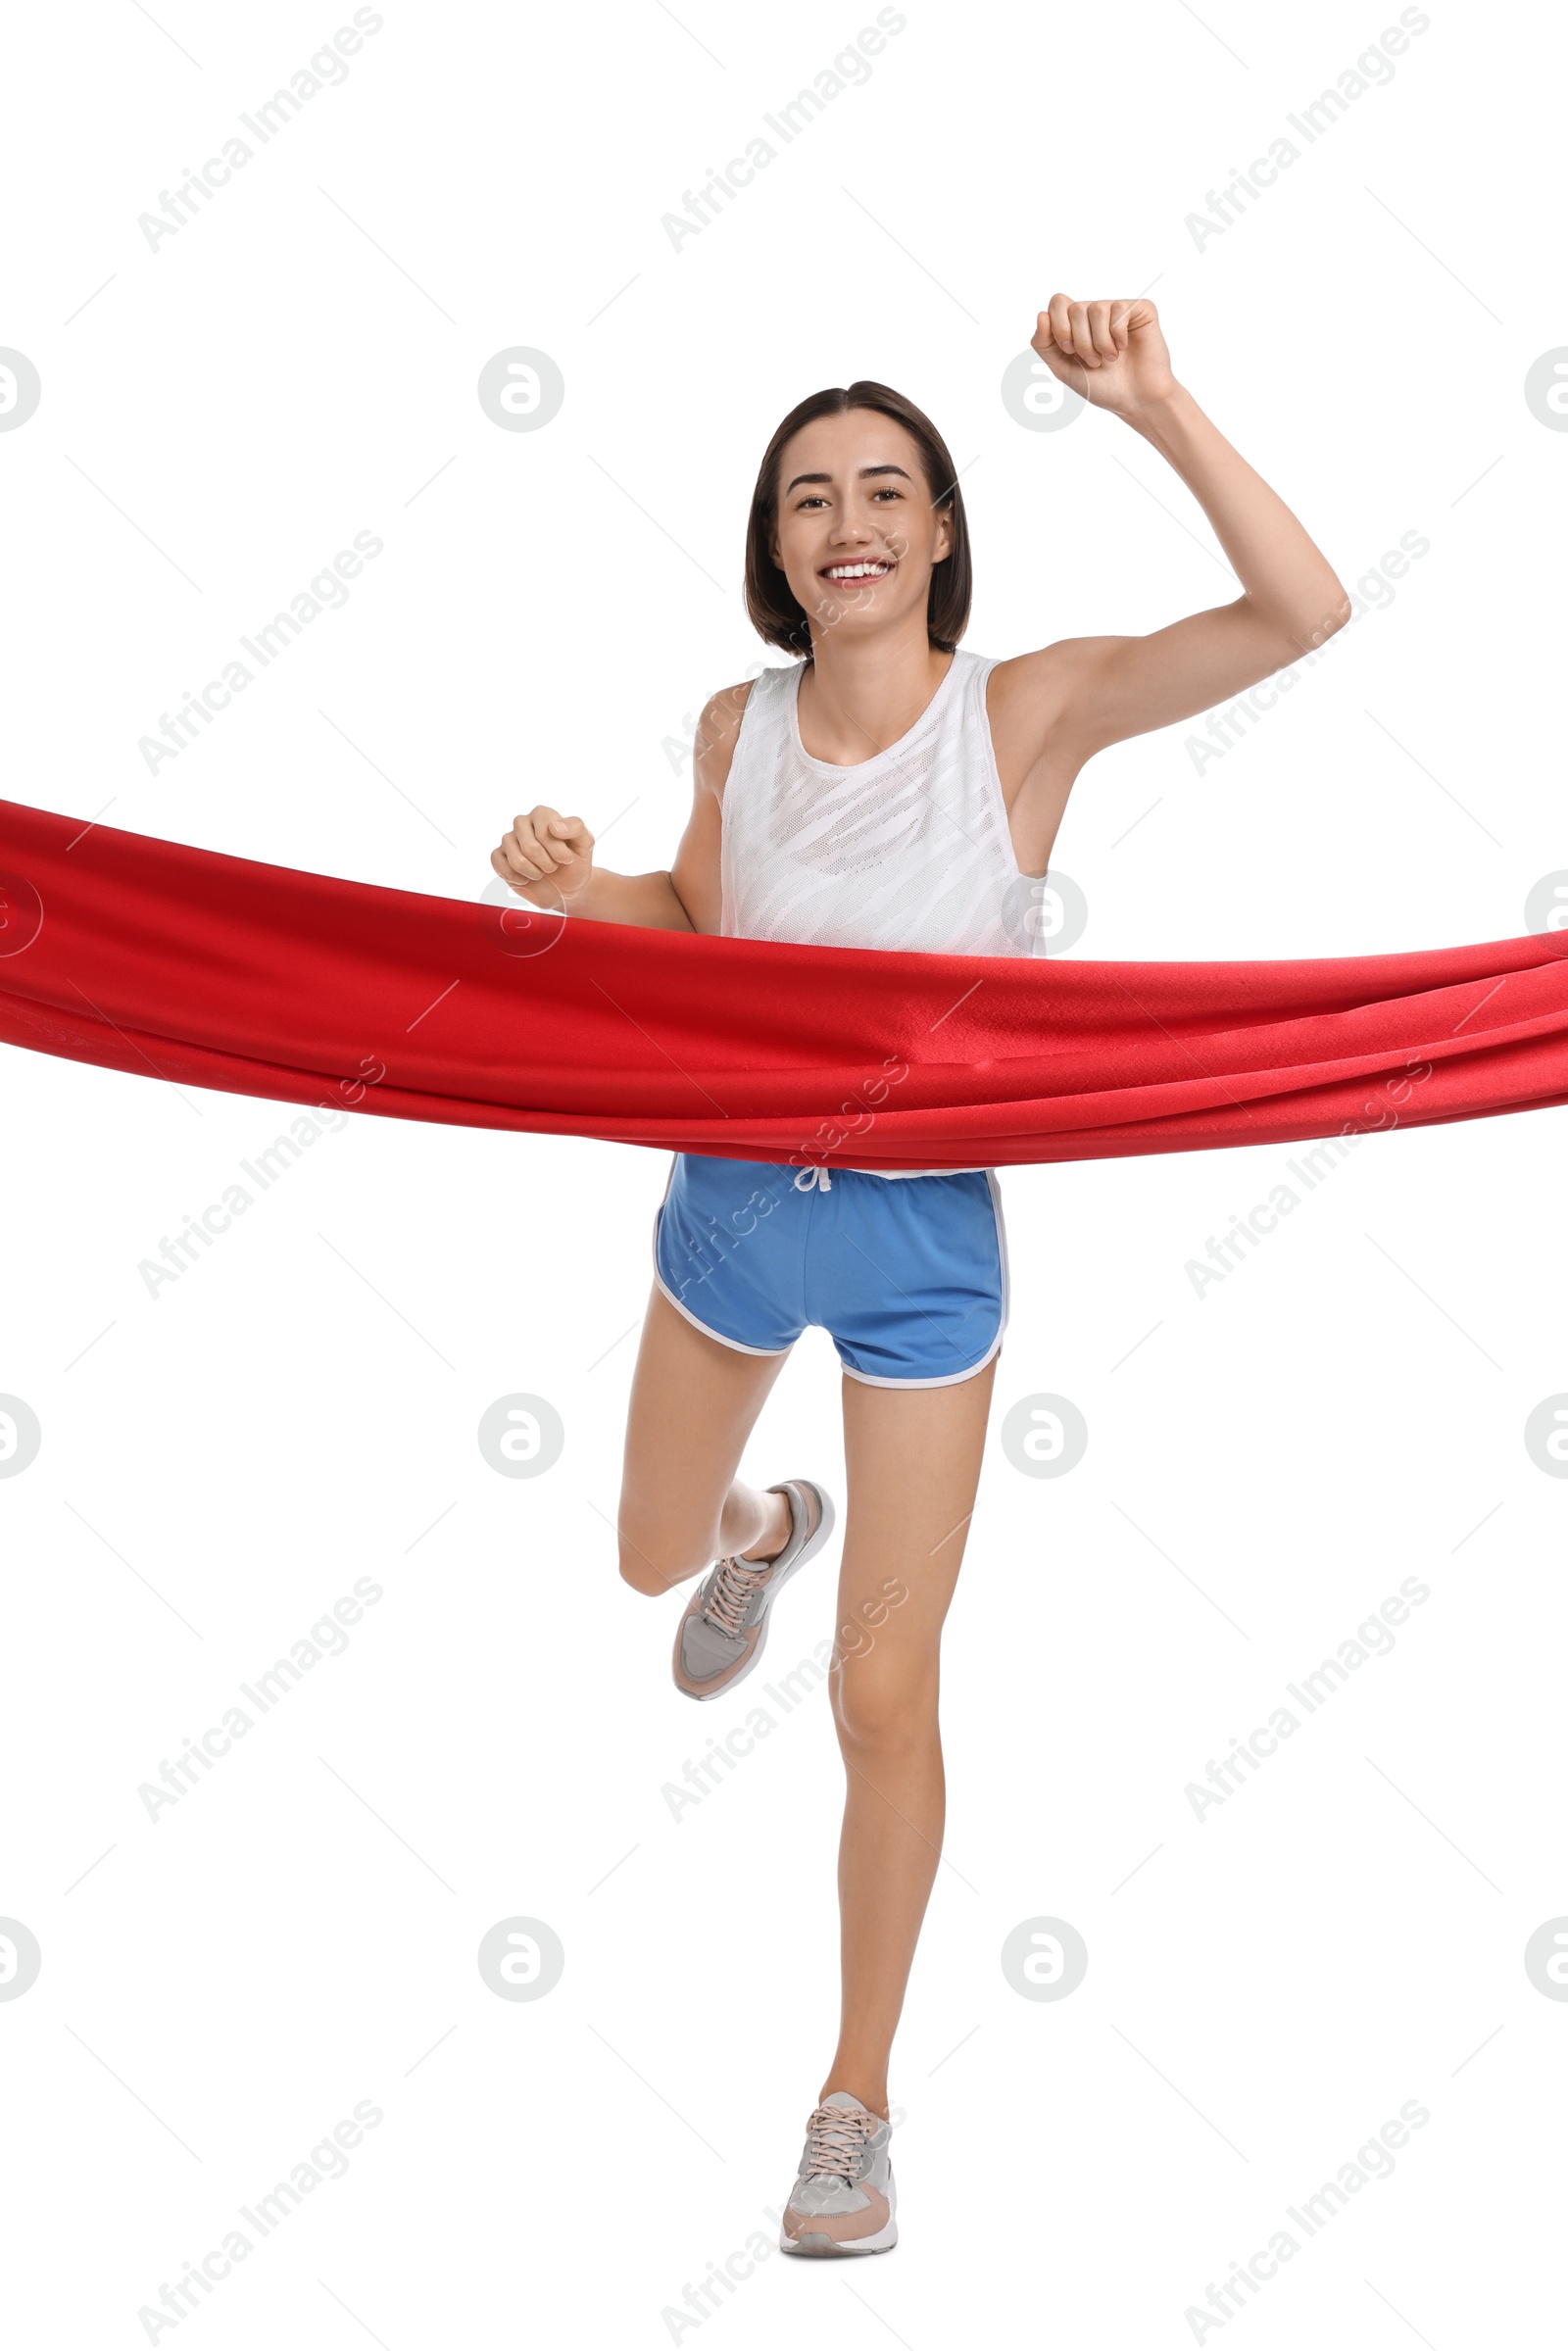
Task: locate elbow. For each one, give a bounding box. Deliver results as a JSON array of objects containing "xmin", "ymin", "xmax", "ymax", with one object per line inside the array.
[
  {"xmin": 1309, "ymin": 587, "xmax": 1353, "ymax": 647},
  {"xmin": 1266, "ymin": 583, "xmax": 1351, "ymax": 661}
]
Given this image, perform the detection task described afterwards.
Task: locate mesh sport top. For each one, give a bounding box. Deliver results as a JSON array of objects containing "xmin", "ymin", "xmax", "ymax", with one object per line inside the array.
[
  {"xmin": 719, "ymin": 649, "xmax": 1039, "ymax": 955},
  {"xmin": 718, "ymin": 649, "xmax": 1043, "ymax": 1181}
]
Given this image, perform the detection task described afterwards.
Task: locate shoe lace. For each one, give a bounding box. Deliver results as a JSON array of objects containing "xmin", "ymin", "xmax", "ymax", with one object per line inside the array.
[
  {"xmin": 701, "ymin": 1555, "xmax": 772, "ymax": 1640},
  {"xmin": 803, "ymin": 2104, "xmax": 876, "ymax": 2180}
]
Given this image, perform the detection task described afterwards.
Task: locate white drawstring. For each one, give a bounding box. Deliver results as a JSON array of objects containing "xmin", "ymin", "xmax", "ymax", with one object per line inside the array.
[{"xmin": 793, "ymin": 1164, "xmax": 832, "ymax": 1192}]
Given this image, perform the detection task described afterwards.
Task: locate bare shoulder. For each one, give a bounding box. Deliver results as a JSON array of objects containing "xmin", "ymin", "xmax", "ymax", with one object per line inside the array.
[
  {"xmin": 694, "ymin": 678, "xmax": 757, "ymax": 797},
  {"xmin": 986, "ymin": 635, "xmax": 1132, "ymax": 777},
  {"xmin": 987, "ymin": 638, "xmax": 1121, "ymax": 724},
  {"xmin": 671, "ymin": 680, "xmax": 754, "ymax": 936}
]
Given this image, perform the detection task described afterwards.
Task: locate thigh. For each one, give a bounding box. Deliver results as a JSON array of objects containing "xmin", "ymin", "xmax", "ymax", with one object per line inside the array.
[
  {"xmin": 833, "ymin": 1357, "xmax": 998, "ymax": 1686},
  {"xmin": 619, "ymin": 1284, "xmax": 790, "ymax": 1575}
]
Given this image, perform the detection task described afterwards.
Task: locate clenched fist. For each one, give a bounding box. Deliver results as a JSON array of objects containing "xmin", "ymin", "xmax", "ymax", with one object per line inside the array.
[
  {"xmin": 491, "ymin": 806, "xmax": 596, "ymax": 905},
  {"xmin": 1030, "ymin": 295, "xmax": 1176, "ymax": 417}
]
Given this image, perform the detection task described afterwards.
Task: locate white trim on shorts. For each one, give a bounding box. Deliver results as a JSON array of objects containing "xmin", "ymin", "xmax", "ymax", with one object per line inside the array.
[{"xmin": 650, "ymin": 1159, "xmax": 793, "ymax": 1359}]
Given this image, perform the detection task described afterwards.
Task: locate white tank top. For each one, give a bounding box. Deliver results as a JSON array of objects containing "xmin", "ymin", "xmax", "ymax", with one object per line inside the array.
[
  {"xmin": 720, "ymin": 650, "xmax": 1038, "ymax": 955},
  {"xmin": 718, "ymin": 649, "xmax": 1041, "ymax": 1181}
]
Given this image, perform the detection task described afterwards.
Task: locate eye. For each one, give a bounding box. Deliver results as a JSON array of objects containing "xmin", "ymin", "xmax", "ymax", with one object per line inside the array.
[
  {"xmin": 871, "ymin": 487, "xmax": 904, "ymax": 501},
  {"xmin": 795, "ymin": 493, "xmax": 828, "ymax": 510}
]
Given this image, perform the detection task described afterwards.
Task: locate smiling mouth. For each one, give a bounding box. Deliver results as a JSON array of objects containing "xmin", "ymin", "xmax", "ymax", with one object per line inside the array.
[{"xmin": 820, "ymin": 560, "xmax": 893, "ymax": 581}]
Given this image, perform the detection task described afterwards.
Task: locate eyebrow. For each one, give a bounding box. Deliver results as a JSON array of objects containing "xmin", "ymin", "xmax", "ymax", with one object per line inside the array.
[{"xmin": 783, "ymin": 463, "xmax": 913, "ymax": 495}]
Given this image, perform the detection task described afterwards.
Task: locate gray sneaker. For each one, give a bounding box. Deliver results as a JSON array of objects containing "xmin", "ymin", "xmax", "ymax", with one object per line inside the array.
[
  {"xmin": 779, "ymin": 2091, "xmax": 898, "ymax": 2256},
  {"xmin": 671, "ymin": 1480, "xmax": 834, "ymax": 1703}
]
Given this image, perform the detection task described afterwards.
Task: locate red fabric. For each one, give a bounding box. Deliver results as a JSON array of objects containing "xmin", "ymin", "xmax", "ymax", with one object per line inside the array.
[{"xmin": 3, "ymin": 795, "xmax": 1567, "ymax": 1169}]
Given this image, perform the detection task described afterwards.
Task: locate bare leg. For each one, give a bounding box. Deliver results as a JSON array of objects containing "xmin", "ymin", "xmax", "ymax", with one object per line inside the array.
[
  {"xmin": 819, "ymin": 1357, "xmax": 998, "ymax": 2118},
  {"xmin": 616, "ymin": 1286, "xmax": 795, "ymax": 1595}
]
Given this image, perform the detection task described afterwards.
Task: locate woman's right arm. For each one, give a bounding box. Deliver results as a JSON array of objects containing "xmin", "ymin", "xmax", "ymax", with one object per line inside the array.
[{"xmin": 490, "ymin": 681, "xmax": 752, "ymax": 933}]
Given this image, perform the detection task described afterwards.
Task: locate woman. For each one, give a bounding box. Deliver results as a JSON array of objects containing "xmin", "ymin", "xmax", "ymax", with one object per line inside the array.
[{"xmin": 492, "ymin": 295, "xmax": 1349, "ymax": 2256}]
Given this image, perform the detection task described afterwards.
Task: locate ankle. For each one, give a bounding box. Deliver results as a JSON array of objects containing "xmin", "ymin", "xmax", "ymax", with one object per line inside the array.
[
  {"xmin": 738, "ymin": 1489, "xmax": 793, "ymax": 1563},
  {"xmin": 817, "ymin": 2078, "xmax": 889, "ymax": 2122}
]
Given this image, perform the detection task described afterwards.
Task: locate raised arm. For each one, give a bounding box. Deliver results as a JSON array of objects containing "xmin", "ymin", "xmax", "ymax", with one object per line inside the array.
[
  {"xmin": 490, "ymin": 681, "xmax": 753, "ymax": 932},
  {"xmin": 988, "ymin": 295, "xmax": 1351, "ymax": 871}
]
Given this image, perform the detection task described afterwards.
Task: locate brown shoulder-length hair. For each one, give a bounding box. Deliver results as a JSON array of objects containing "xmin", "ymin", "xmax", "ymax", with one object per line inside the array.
[{"xmin": 744, "ymin": 381, "xmax": 971, "ymax": 660}]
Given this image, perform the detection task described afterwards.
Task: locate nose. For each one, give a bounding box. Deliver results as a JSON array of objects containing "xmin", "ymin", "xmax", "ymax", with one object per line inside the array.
[{"xmin": 828, "ymin": 507, "xmax": 872, "ymax": 547}]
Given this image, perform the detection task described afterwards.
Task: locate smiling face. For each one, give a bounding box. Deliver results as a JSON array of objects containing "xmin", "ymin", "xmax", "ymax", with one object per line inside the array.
[{"xmin": 768, "ymin": 409, "xmax": 953, "ymax": 650}]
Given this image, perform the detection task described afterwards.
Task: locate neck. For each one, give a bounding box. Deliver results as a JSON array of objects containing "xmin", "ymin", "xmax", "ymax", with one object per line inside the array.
[{"xmin": 798, "ymin": 614, "xmax": 954, "ymax": 765}]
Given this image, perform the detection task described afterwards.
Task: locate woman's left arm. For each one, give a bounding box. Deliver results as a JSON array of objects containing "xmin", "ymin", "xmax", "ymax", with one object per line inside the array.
[{"xmin": 988, "ymin": 296, "xmax": 1351, "ymax": 835}]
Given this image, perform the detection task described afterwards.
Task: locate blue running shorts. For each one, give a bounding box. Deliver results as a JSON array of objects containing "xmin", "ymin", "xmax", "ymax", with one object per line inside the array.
[{"xmin": 653, "ymin": 1154, "xmax": 1008, "ymax": 1389}]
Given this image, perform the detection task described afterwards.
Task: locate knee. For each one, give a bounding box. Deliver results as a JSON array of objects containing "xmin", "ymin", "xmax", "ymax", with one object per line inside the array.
[
  {"xmin": 618, "ymin": 1536, "xmax": 672, "ymax": 1596},
  {"xmin": 617, "ymin": 1523, "xmax": 707, "ymax": 1598},
  {"xmin": 830, "ymin": 1655, "xmax": 939, "ymax": 1756}
]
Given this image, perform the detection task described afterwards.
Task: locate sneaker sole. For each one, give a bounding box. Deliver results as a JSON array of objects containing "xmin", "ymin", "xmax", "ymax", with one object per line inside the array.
[
  {"xmin": 676, "ymin": 1482, "xmax": 836, "ymax": 1705},
  {"xmin": 779, "ymin": 2226, "xmax": 899, "ymax": 2257}
]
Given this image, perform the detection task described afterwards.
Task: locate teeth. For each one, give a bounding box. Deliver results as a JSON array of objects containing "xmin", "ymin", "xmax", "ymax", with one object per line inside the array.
[{"xmin": 825, "ymin": 562, "xmax": 891, "ymax": 579}]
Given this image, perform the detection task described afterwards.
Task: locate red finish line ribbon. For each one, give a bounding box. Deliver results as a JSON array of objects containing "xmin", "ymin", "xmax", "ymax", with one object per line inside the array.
[{"xmin": 3, "ymin": 797, "xmax": 1568, "ymax": 1169}]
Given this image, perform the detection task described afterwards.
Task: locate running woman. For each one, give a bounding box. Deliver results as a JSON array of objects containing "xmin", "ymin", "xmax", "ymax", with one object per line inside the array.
[{"xmin": 492, "ymin": 296, "xmax": 1349, "ymax": 2255}]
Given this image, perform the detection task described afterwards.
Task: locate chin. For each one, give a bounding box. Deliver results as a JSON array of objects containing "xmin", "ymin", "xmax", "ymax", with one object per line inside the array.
[{"xmin": 810, "ymin": 593, "xmax": 910, "ymax": 633}]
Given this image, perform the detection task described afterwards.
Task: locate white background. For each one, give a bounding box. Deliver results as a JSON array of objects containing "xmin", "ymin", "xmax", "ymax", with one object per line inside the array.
[{"xmin": 3, "ymin": 1, "xmax": 1566, "ymax": 2343}]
